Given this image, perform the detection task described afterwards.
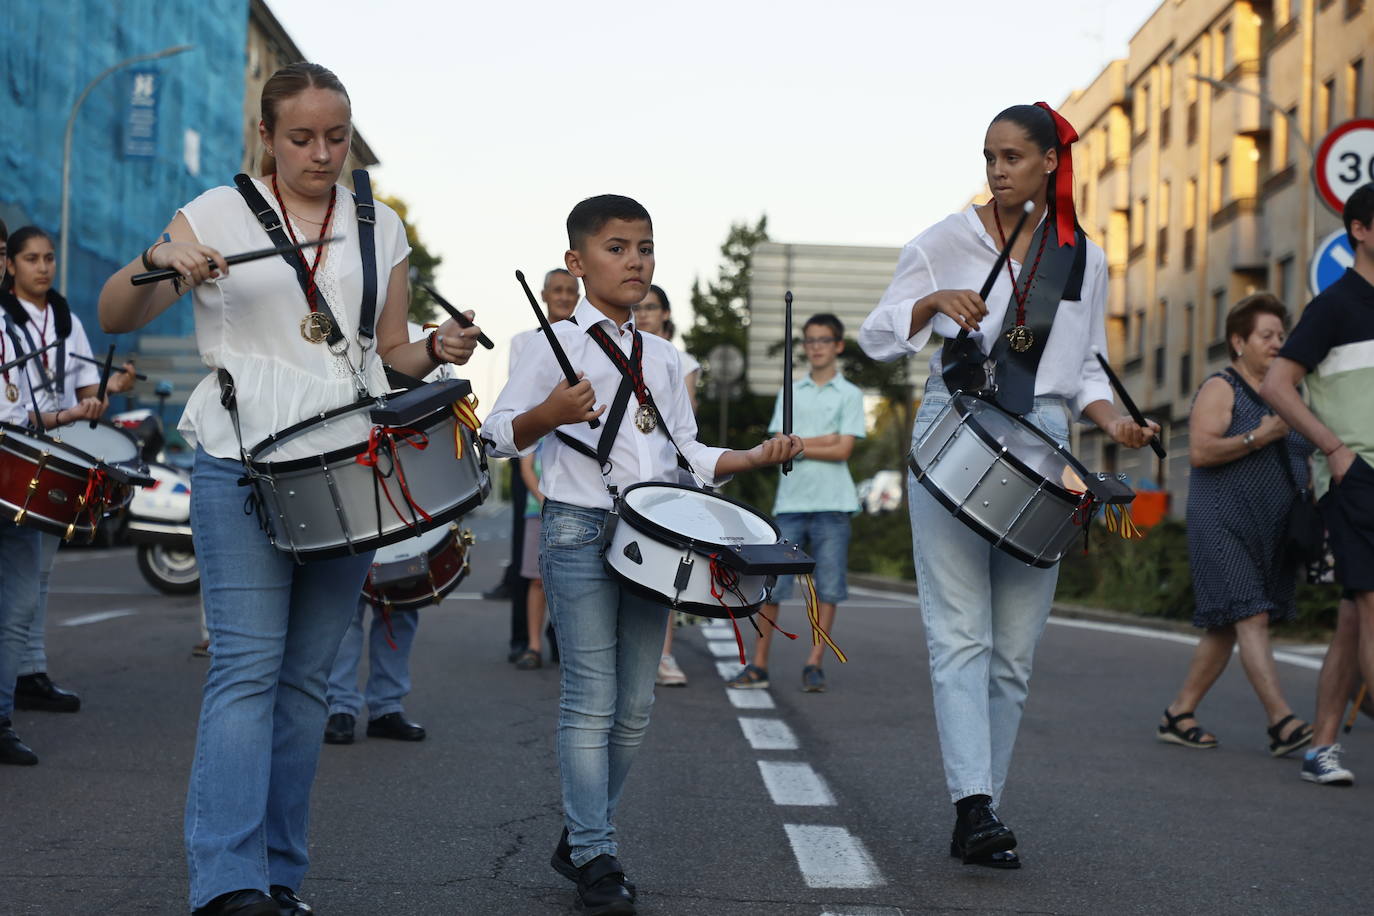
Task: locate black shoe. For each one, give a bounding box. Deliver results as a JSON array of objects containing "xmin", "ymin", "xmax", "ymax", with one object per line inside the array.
[
  {"xmin": 14, "ymin": 672, "xmax": 80, "ymax": 712},
  {"xmin": 574, "ymin": 854, "xmax": 636, "ymax": 915},
  {"xmin": 950, "ymin": 803, "xmax": 1016, "ymax": 863},
  {"xmin": 366, "ymin": 712, "xmax": 426, "ymax": 741},
  {"xmin": 269, "ymin": 885, "xmax": 314, "ymax": 915},
  {"xmin": 552, "ymin": 829, "xmax": 636, "ymax": 901},
  {"xmin": 507, "ymin": 642, "xmax": 529, "ymax": 663},
  {"xmin": 0, "ymin": 719, "xmax": 38, "ymax": 766},
  {"xmin": 323, "ymin": 712, "xmax": 355, "ymax": 745},
  {"xmin": 191, "ymin": 889, "xmax": 280, "ymax": 916},
  {"xmin": 949, "ymin": 837, "xmax": 1022, "ymax": 869}
]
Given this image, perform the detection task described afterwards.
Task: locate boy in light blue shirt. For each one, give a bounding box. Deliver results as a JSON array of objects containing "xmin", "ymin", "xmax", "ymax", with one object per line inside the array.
[{"xmin": 728, "ymin": 313, "xmax": 866, "ymax": 693}]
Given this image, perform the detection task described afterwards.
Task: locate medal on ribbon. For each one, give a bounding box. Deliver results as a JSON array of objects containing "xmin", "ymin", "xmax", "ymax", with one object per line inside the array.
[
  {"xmin": 4, "ymin": 382, "xmax": 17, "ymax": 403},
  {"xmin": 633, "ymin": 403, "xmax": 658, "ymax": 434},
  {"xmin": 300, "ymin": 312, "xmax": 333, "ymax": 344}
]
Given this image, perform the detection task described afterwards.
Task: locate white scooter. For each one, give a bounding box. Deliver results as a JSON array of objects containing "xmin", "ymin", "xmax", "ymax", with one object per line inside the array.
[{"xmin": 111, "ymin": 401, "xmax": 198, "ymax": 594}]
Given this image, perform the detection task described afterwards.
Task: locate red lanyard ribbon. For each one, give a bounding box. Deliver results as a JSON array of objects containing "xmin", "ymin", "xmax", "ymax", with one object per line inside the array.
[{"xmin": 588, "ymin": 325, "xmax": 649, "ymax": 406}]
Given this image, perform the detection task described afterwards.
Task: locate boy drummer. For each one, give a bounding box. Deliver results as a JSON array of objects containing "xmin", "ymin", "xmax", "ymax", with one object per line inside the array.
[{"xmin": 481, "ymin": 194, "xmax": 801, "ymax": 915}]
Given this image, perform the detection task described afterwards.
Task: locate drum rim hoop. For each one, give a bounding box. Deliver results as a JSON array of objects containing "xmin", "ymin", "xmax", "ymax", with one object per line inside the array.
[
  {"xmin": 363, "ymin": 528, "xmax": 470, "ymax": 607},
  {"xmin": 948, "ymin": 394, "xmax": 1091, "ymax": 502},
  {"xmin": 0, "ymin": 420, "xmax": 148, "ymax": 485},
  {"xmin": 615, "ymin": 481, "xmax": 781, "ymax": 555},
  {"xmin": 247, "ymin": 396, "xmax": 469, "ymax": 472}
]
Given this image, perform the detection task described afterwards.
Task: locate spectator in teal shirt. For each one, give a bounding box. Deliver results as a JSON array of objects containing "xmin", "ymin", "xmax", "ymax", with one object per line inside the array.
[{"xmin": 728, "ymin": 313, "xmax": 866, "ymax": 693}]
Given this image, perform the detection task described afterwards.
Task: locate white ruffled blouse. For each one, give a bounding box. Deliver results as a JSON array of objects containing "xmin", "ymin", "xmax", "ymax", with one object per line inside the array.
[{"xmin": 177, "ymin": 178, "xmax": 410, "ymax": 460}]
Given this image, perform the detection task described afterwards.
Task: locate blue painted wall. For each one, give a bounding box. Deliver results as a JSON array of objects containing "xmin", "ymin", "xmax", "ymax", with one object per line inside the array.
[{"xmin": 0, "ymin": 0, "xmax": 248, "ymax": 354}]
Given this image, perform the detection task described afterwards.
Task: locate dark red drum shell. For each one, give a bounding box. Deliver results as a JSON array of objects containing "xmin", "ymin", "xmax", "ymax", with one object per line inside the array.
[
  {"xmin": 362, "ymin": 533, "xmax": 470, "ymax": 610},
  {"xmin": 0, "ymin": 430, "xmax": 132, "ymax": 539}
]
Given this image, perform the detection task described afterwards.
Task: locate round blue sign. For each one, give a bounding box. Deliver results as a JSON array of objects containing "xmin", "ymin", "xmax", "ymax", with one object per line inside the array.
[{"xmin": 1310, "ymin": 229, "xmax": 1356, "ymax": 296}]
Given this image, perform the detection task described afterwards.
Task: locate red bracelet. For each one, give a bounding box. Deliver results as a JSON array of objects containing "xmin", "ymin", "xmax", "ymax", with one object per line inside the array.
[
  {"xmin": 1323, "ymin": 444, "xmax": 1345, "ymax": 457},
  {"xmin": 425, "ymin": 330, "xmax": 442, "ymax": 363}
]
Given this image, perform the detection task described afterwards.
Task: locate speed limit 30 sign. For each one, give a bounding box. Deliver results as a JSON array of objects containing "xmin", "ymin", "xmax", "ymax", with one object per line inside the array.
[{"xmin": 1316, "ymin": 119, "xmax": 1374, "ymax": 214}]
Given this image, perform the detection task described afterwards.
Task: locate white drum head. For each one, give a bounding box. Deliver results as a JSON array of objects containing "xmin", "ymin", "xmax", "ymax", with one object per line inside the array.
[
  {"xmin": 372, "ymin": 523, "xmax": 451, "ymax": 564},
  {"xmin": 963, "ymin": 399, "xmax": 1074, "ymax": 489},
  {"xmin": 3, "ymin": 425, "xmax": 96, "ymax": 467},
  {"xmin": 48, "ymin": 422, "xmax": 139, "ymax": 464},
  {"xmin": 623, "ymin": 484, "xmax": 776, "ymax": 546}
]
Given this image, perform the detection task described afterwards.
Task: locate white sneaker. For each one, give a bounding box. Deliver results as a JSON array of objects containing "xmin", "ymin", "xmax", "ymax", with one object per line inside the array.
[
  {"xmin": 1301, "ymin": 743, "xmax": 1355, "ymax": 786},
  {"xmin": 656, "ymin": 654, "xmax": 687, "ymax": 687}
]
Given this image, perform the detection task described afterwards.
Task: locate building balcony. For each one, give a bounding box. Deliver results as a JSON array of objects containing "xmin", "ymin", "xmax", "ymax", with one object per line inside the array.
[
  {"xmin": 1210, "ymin": 198, "xmax": 1264, "ymax": 269},
  {"xmin": 1099, "ymin": 159, "xmax": 1130, "ymax": 211},
  {"xmin": 1224, "ymin": 66, "xmax": 1265, "ymax": 134}
]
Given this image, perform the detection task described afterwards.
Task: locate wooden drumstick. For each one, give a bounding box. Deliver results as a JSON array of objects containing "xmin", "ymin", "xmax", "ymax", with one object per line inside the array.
[
  {"xmin": 782, "ymin": 290, "xmax": 794, "ymax": 475},
  {"xmin": 514, "ymin": 270, "xmax": 599, "ymax": 430}
]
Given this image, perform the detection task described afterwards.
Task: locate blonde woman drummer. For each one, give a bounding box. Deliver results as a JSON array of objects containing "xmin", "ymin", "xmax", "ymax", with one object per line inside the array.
[
  {"xmin": 859, "ymin": 103, "xmax": 1156, "ymax": 869},
  {"xmin": 99, "ymin": 63, "xmax": 481, "ymax": 916}
]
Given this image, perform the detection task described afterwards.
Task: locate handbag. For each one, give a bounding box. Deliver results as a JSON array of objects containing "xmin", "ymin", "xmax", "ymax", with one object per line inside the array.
[{"xmin": 1277, "ymin": 438, "xmax": 1325, "ymax": 566}]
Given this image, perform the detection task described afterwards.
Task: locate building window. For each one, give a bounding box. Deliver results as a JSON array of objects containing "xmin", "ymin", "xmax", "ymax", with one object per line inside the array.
[
  {"xmin": 1277, "ymin": 255, "xmax": 1296, "ymax": 305},
  {"xmin": 1212, "ymin": 156, "xmax": 1230, "ymax": 212},
  {"xmin": 1132, "ymin": 197, "xmax": 1147, "ymax": 248},
  {"xmin": 1135, "ymin": 83, "xmax": 1150, "ymax": 138},
  {"xmin": 1181, "ymin": 301, "xmax": 1196, "ymax": 394},
  {"xmin": 1213, "ymin": 289, "xmax": 1227, "ymax": 339},
  {"xmin": 1351, "ymin": 58, "xmax": 1365, "ymax": 118},
  {"xmin": 1157, "ymin": 181, "xmax": 1171, "ymax": 264},
  {"xmin": 1135, "ymin": 308, "xmax": 1147, "ymax": 358},
  {"xmin": 1320, "ymin": 78, "xmax": 1335, "ymax": 133},
  {"xmin": 1219, "ymin": 24, "xmax": 1233, "ymax": 74}
]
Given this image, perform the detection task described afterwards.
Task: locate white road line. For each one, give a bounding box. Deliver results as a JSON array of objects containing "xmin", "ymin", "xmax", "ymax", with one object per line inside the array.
[
  {"xmin": 738, "ymin": 717, "xmax": 799, "ymax": 751},
  {"xmin": 50, "ymin": 587, "xmax": 157, "ymax": 596},
  {"xmin": 716, "ymin": 660, "xmax": 744, "ymax": 680},
  {"xmin": 846, "ymin": 585, "xmax": 917, "ymax": 603},
  {"xmin": 59, "ymin": 610, "xmax": 136, "ymax": 627},
  {"xmin": 707, "ymin": 638, "xmax": 743, "ymax": 658},
  {"xmin": 821, "ymin": 909, "xmax": 905, "ymax": 916},
  {"xmin": 726, "ymin": 689, "xmax": 775, "ymax": 710},
  {"xmin": 1047, "ymin": 616, "xmax": 1324, "ymax": 671},
  {"xmin": 783, "ymin": 824, "xmax": 884, "ymax": 888},
  {"xmin": 758, "ymin": 761, "xmax": 835, "ymax": 806}
]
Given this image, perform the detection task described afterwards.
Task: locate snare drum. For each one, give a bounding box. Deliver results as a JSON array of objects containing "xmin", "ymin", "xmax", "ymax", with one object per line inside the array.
[
  {"xmin": 908, "ymin": 393, "xmax": 1129, "ymax": 567},
  {"xmin": 0, "ymin": 421, "xmax": 151, "ymax": 541},
  {"xmin": 604, "ymin": 482, "xmax": 815, "ymax": 618},
  {"xmin": 361, "ymin": 523, "xmax": 473, "ymax": 610},
  {"xmin": 248, "ymin": 379, "xmax": 489, "ymax": 561}
]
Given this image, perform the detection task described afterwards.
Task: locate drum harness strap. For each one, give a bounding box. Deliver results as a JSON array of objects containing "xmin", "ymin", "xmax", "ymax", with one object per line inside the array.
[{"xmin": 218, "ymin": 170, "xmax": 382, "ymax": 536}]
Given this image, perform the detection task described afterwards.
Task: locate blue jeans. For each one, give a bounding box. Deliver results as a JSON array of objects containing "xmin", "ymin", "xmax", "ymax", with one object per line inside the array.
[
  {"xmin": 185, "ymin": 449, "xmax": 373, "ymax": 907},
  {"xmin": 16, "ymin": 531, "xmax": 60, "ymax": 677},
  {"xmin": 540, "ymin": 499, "xmax": 669, "ymax": 866},
  {"xmin": 769, "ymin": 511, "xmax": 852, "ymax": 603},
  {"xmin": 0, "ymin": 520, "xmax": 43, "ymax": 718},
  {"xmin": 326, "ymin": 599, "xmax": 418, "ymax": 719},
  {"xmin": 910, "ymin": 381, "xmax": 1071, "ymax": 806}
]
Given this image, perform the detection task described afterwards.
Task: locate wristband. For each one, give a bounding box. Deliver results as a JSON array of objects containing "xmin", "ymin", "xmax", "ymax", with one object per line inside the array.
[
  {"xmin": 1323, "ymin": 443, "xmax": 1345, "ymax": 457},
  {"xmin": 425, "ymin": 330, "xmax": 442, "ymax": 363},
  {"xmin": 142, "ymin": 232, "xmax": 172, "ymax": 271}
]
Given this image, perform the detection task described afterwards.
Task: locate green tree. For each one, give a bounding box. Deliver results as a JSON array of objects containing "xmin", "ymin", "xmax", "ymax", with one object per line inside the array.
[
  {"xmin": 684, "ymin": 216, "xmax": 777, "ymax": 509},
  {"xmin": 377, "ymin": 193, "xmax": 443, "ymax": 325}
]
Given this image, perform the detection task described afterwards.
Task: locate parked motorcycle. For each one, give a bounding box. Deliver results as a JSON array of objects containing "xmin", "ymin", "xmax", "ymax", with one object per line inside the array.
[{"xmin": 111, "ymin": 405, "xmax": 198, "ymax": 594}]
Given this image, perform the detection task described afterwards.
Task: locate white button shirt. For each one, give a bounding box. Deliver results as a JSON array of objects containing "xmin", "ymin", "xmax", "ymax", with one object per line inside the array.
[
  {"xmin": 482, "ymin": 298, "xmax": 727, "ymax": 510},
  {"xmin": 12, "ymin": 297, "xmax": 101, "ymax": 413},
  {"xmin": 859, "ymin": 206, "xmax": 1113, "ymax": 418}
]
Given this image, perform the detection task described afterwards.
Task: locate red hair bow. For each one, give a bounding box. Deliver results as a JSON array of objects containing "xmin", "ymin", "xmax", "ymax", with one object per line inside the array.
[{"xmin": 1035, "ymin": 101, "xmax": 1079, "ymax": 247}]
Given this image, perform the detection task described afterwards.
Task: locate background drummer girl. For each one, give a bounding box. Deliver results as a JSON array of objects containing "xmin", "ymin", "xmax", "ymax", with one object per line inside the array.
[
  {"xmin": 98, "ymin": 62, "xmax": 482, "ymax": 916},
  {"xmin": 859, "ymin": 102, "xmax": 1158, "ymax": 870}
]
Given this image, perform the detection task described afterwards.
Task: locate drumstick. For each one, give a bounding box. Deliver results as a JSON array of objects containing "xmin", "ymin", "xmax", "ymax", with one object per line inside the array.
[
  {"xmin": 954, "ymin": 199, "xmax": 1035, "ymax": 344},
  {"xmin": 514, "ymin": 269, "xmax": 599, "ymax": 430},
  {"xmin": 1094, "ymin": 349, "xmax": 1167, "ymax": 459},
  {"xmin": 1345, "ymin": 683, "xmax": 1368, "ymax": 734},
  {"xmin": 782, "ymin": 290, "xmax": 794, "ymax": 475},
  {"xmin": 0, "ymin": 336, "xmax": 61, "ymax": 375},
  {"xmin": 89, "ymin": 344, "xmax": 116, "ymax": 429},
  {"xmin": 67, "ymin": 351, "xmax": 149, "ymax": 381},
  {"xmin": 418, "ymin": 282, "xmax": 495, "ymax": 349},
  {"xmin": 130, "ymin": 236, "xmax": 340, "ymax": 285}
]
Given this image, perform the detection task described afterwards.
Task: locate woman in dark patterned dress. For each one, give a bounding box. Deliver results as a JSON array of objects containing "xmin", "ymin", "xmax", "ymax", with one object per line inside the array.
[{"xmin": 1157, "ymin": 294, "xmax": 1315, "ymax": 756}]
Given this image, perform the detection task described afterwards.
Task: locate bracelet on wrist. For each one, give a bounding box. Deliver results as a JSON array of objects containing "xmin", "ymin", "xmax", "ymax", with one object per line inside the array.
[
  {"xmin": 142, "ymin": 233, "xmax": 172, "ymax": 271},
  {"xmin": 1323, "ymin": 443, "xmax": 1345, "ymax": 457},
  {"xmin": 424, "ymin": 330, "xmax": 442, "ymax": 363}
]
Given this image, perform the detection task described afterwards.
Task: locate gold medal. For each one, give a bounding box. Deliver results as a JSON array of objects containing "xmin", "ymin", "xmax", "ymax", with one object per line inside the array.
[
  {"xmin": 4, "ymin": 382, "xmax": 17, "ymax": 403},
  {"xmin": 1007, "ymin": 325, "xmax": 1034, "ymax": 353},
  {"xmin": 300, "ymin": 312, "xmax": 333, "ymax": 344},
  {"xmin": 633, "ymin": 403, "xmax": 658, "ymax": 434}
]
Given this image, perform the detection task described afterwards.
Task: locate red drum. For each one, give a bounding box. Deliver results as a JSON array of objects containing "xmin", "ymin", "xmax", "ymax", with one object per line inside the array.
[
  {"xmin": 0, "ymin": 421, "xmax": 152, "ymax": 541},
  {"xmin": 361, "ymin": 523, "xmax": 473, "ymax": 611}
]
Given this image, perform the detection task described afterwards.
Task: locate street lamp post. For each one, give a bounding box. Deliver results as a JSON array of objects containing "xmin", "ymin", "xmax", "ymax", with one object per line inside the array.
[
  {"xmin": 59, "ymin": 44, "xmax": 194, "ymax": 294},
  {"xmin": 1189, "ymin": 73, "xmax": 1317, "ymax": 272}
]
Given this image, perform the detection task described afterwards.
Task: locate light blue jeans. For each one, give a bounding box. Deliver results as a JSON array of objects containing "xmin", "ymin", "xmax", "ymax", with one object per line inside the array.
[
  {"xmin": 185, "ymin": 448, "xmax": 373, "ymax": 908},
  {"xmin": 0, "ymin": 520, "xmax": 43, "ymax": 718},
  {"xmin": 326, "ymin": 599, "xmax": 418, "ymax": 719},
  {"xmin": 540, "ymin": 499, "xmax": 669, "ymax": 866},
  {"xmin": 16, "ymin": 531, "xmax": 60, "ymax": 677},
  {"xmin": 910, "ymin": 381, "xmax": 1071, "ymax": 806}
]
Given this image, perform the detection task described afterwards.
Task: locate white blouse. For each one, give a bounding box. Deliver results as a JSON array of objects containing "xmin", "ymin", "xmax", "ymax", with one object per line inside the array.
[
  {"xmin": 177, "ymin": 179, "xmax": 410, "ymax": 460},
  {"xmin": 859, "ymin": 206, "xmax": 1113, "ymax": 418},
  {"xmin": 12, "ymin": 297, "xmax": 101, "ymax": 413}
]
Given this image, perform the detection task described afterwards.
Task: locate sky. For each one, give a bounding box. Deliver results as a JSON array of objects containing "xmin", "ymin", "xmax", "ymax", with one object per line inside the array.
[{"xmin": 267, "ymin": 0, "xmax": 1164, "ymax": 396}]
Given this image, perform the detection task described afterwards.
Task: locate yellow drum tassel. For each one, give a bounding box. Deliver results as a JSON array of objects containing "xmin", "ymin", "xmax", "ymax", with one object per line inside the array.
[{"xmin": 801, "ymin": 573, "xmax": 847, "ymax": 663}]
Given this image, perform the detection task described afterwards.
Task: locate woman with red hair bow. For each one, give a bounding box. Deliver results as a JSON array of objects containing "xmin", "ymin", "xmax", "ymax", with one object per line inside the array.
[{"xmin": 859, "ymin": 103, "xmax": 1158, "ymax": 869}]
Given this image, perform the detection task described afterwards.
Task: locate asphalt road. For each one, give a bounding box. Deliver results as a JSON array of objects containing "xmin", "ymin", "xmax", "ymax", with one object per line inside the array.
[{"xmin": 3, "ymin": 504, "xmax": 1372, "ymax": 915}]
